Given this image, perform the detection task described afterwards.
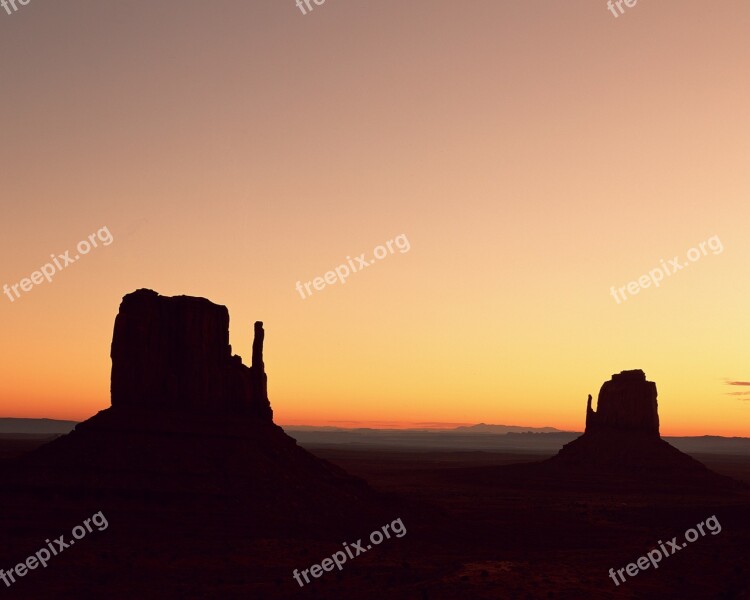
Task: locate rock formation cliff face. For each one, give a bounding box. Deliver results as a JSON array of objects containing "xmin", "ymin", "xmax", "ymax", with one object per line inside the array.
[
  {"xmin": 547, "ymin": 370, "xmax": 734, "ymax": 486},
  {"xmin": 585, "ymin": 369, "xmax": 659, "ymax": 435},
  {"xmin": 110, "ymin": 289, "xmax": 272, "ymax": 419},
  {"xmin": 8, "ymin": 289, "xmax": 383, "ymax": 537}
]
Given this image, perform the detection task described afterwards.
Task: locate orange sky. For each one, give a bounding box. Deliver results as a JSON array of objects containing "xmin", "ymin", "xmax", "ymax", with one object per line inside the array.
[{"xmin": 0, "ymin": 1, "xmax": 748, "ymax": 437}]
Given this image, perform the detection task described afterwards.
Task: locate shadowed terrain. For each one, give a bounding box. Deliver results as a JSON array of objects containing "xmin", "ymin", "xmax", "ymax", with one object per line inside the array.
[{"xmin": 0, "ymin": 295, "xmax": 747, "ymax": 599}]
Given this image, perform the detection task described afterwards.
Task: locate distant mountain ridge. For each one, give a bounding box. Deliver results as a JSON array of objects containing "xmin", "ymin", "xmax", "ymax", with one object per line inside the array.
[
  {"xmin": 454, "ymin": 423, "xmax": 562, "ymax": 433},
  {"xmin": 2, "ymin": 419, "xmax": 564, "ymax": 436},
  {"xmin": 284, "ymin": 423, "xmax": 564, "ymax": 433},
  {"xmin": 5, "ymin": 419, "xmax": 749, "ymax": 451},
  {"xmin": 0, "ymin": 418, "xmax": 78, "ymax": 434}
]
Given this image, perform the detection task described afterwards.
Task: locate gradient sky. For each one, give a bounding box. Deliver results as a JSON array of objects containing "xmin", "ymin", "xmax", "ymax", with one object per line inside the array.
[{"xmin": 1, "ymin": 0, "xmax": 748, "ymax": 436}]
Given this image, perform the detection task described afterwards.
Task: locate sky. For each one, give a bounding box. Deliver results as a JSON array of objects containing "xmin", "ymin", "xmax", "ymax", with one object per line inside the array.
[{"xmin": 0, "ymin": 0, "xmax": 748, "ymax": 436}]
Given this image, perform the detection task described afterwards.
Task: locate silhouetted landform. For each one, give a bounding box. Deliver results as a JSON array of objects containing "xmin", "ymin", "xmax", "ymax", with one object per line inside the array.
[
  {"xmin": 452, "ymin": 423, "xmax": 561, "ymax": 433},
  {"xmin": 435, "ymin": 371, "xmax": 744, "ymax": 497},
  {"xmin": 452, "ymin": 423, "xmax": 562, "ymax": 433},
  {"xmin": 286, "ymin": 423, "xmax": 563, "ymax": 433},
  {"xmin": 585, "ymin": 369, "xmax": 659, "ymax": 434},
  {"xmin": 4, "ymin": 289, "xmax": 383, "ymax": 536},
  {"xmin": 0, "ymin": 418, "xmax": 77, "ymax": 434},
  {"xmin": 111, "ymin": 289, "xmax": 271, "ymax": 419},
  {"xmin": 545, "ymin": 370, "xmax": 741, "ymax": 488}
]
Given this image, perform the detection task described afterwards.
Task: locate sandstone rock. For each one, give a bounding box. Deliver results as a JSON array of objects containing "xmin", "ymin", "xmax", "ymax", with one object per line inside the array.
[
  {"xmin": 585, "ymin": 369, "xmax": 659, "ymax": 435},
  {"xmin": 110, "ymin": 289, "xmax": 271, "ymax": 419},
  {"xmin": 7, "ymin": 289, "xmax": 383, "ymax": 538},
  {"xmin": 546, "ymin": 370, "xmax": 736, "ymax": 487}
]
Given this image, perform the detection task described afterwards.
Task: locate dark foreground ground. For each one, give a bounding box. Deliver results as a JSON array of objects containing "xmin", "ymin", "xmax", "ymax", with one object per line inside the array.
[{"xmin": 0, "ymin": 437, "xmax": 748, "ymax": 599}]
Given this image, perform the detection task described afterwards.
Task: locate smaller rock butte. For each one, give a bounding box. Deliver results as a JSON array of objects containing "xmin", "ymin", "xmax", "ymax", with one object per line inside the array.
[
  {"xmin": 585, "ymin": 369, "xmax": 659, "ymax": 435},
  {"xmin": 546, "ymin": 369, "xmax": 738, "ymax": 487}
]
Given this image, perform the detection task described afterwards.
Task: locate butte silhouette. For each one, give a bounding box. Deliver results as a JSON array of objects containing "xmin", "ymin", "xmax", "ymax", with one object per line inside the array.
[
  {"xmin": 543, "ymin": 369, "xmax": 741, "ymax": 489},
  {"xmin": 5, "ymin": 289, "xmax": 383, "ymax": 536},
  {"xmin": 453, "ymin": 370, "xmax": 743, "ymax": 492}
]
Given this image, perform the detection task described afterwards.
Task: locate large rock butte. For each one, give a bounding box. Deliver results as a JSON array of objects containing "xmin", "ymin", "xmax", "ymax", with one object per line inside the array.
[
  {"xmin": 110, "ymin": 289, "xmax": 271, "ymax": 419},
  {"xmin": 7, "ymin": 289, "xmax": 384, "ymax": 536}
]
